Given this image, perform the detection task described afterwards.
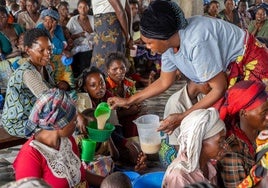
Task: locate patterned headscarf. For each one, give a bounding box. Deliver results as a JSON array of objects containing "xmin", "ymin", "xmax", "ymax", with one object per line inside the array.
[
  {"xmin": 1, "ymin": 177, "xmax": 51, "ymax": 188},
  {"xmin": 167, "ymin": 108, "xmax": 226, "ymax": 173},
  {"xmin": 29, "ymin": 88, "xmax": 76, "ymax": 131},
  {"xmin": 238, "ymin": 130, "xmax": 268, "ymax": 188},
  {"xmin": 215, "ymin": 81, "xmax": 268, "ymax": 123},
  {"xmin": 41, "ymin": 8, "xmax": 60, "ymax": 21},
  {"xmin": 140, "ymin": 0, "xmax": 188, "ymax": 40}
]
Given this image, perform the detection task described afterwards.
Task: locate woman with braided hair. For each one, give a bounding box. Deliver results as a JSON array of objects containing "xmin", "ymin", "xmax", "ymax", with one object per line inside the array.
[{"xmin": 108, "ymin": 0, "xmax": 268, "ymax": 137}]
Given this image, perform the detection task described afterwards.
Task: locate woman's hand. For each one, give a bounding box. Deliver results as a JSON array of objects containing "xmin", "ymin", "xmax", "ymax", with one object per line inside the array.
[
  {"xmin": 157, "ymin": 113, "xmax": 185, "ymax": 135},
  {"xmin": 62, "ymin": 50, "xmax": 72, "ymax": 58},
  {"xmin": 107, "ymin": 96, "xmax": 130, "ymax": 109}
]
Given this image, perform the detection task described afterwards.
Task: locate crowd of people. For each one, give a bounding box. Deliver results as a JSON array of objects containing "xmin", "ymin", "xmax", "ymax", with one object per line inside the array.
[{"xmin": 0, "ymin": 0, "xmax": 268, "ymax": 187}]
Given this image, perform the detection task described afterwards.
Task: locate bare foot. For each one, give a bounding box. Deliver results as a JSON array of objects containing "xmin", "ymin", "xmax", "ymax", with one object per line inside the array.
[{"xmin": 134, "ymin": 152, "xmax": 147, "ymax": 172}]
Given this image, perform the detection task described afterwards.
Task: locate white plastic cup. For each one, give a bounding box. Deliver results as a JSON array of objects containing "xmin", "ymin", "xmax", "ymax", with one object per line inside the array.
[{"xmin": 130, "ymin": 45, "xmax": 137, "ymax": 57}]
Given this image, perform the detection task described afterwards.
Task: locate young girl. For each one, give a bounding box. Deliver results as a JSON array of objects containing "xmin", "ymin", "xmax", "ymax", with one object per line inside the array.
[{"xmin": 77, "ymin": 66, "xmax": 141, "ymax": 164}]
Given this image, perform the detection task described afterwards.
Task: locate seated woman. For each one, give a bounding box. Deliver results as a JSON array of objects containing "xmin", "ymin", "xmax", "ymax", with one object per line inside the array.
[
  {"xmin": 215, "ymin": 80, "xmax": 268, "ymax": 188},
  {"xmin": 218, "ymin": 0, "xmax": 240, "ymax": 27},
  {"xmin": 248, "ymin": 7, "xmax": 268, "ymax": 38},
  {"xmin": 238, "ymin": 130, "xmax": 268, "ymax": 188},
  {"xmin": 162, "ymin": 108, "xmax": 227, "ymax": 188},
  {"xmin": 37, "ymin": 8, "xmax": 75, "ymax": 90},
  {"xmin": 13, "ymin": 88, "xmax": 104, "ymax": 188},
  {"xmin": 77, "ymin": 66, "xmax": 141, "ymax": 164},
  {"xmin": 159, "ymin": 77, "xmax": 211, "ymax": 168},
  {"xmin": 0, "ymin": 6, "xmax": 24, "ymax": 89},
  {"xmin": 17, "ymin": 0, "xmax": 40, "ymax": 31},
  {"xmin": 105, "ymin": 52, "xmax": 146, "ymax": 138},
  {"xmin": 2, "ymin": 28, "xmax": 61, "ymax": 137},
  {"xmin": 57, "ymin": 1, "xmax": 74, "ymax": 53}
]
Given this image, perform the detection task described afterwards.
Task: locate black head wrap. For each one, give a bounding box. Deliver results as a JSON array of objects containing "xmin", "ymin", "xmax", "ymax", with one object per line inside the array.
[{"xmin": 140, "ymin": 0, "xmax": 188, "ymax": 40}]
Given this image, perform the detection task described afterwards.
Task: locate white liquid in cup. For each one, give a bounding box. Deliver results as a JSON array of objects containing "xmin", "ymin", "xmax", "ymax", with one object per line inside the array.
[
  {"xmin": 133, "ymin": 114, "xmax": 162, "ymax": 154},
  {"xmin": 96, "ymin": 113, "xmax": 110, "ymax": 130},
  {"xmin": 140, "ymin": 143, "xmax": 161, "ymax": 154}
]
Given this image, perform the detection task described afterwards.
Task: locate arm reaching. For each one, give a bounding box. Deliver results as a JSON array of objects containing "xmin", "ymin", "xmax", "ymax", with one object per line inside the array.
[
  {"xmin": 158, "ymin": 71, "xmax": 227, "ymax": 134},
  {"xmin": 108, "ymin": 70, "xmax": 177, "ymax": 109}
]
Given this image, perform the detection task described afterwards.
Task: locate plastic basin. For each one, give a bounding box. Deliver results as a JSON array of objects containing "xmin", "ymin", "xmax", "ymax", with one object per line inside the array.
[{"xmin": 133, "ymin": 171, "xmax": 165, "ymax": 188}]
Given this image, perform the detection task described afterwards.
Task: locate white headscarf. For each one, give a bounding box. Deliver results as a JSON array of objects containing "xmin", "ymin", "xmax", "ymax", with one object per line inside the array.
[{"xmin": 168, "ymin": 107, "xmax": 226, "ymax": 173}]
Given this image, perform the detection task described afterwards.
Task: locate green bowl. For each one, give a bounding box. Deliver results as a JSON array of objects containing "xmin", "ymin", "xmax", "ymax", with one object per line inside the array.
[{"xmin": 86, "ymin": 121, "xmax": 115, "ymax": 142}]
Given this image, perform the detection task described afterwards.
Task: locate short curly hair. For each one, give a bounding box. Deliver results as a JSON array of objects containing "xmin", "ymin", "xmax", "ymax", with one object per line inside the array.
[{"xmin": 24, "ymin": 28, "xmax": 51, "ymax": 48}]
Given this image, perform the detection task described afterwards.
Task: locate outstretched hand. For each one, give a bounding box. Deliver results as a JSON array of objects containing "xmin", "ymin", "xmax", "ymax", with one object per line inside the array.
[
  {"xmin": 157, "ymin": 113, "xmax": 185, "ymax": 135},
  {"xmin": 107, "ymin": 96, "xmax": 130, "ymax": 110}
]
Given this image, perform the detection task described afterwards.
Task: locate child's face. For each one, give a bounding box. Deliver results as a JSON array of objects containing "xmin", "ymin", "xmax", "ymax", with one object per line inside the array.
[
  {"xmin": 26, "ymin": 36, "xmax": 52, "ymax": 67},
  {"xmin": 18, "ymin": 34, "xmax": 25, "ymax": 51},
  {"xmin": 84, "ymin": 72, "xmax": 106, "ymax": 100},
  {"xmin": 107, "ymin": 60, "xmax": 127, "ymax": 84}
]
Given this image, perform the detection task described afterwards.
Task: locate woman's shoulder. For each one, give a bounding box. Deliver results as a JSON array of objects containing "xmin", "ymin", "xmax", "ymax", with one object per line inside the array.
[
  {"xmin": 17, "ymin": 137, "xmax": 41, "ymax": 156},
  {"xmin": 263, "ymin": 20, "xmax": 268, "ymax": 27},
  {"xmin": 69, "ymin": 15, "xmax": 79, "ymax": 22}
]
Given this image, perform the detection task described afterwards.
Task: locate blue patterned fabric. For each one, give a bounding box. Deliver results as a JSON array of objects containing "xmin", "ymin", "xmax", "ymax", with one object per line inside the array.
[
  {"xmin": 158, "ymin": 139, "xmax": 177, "ymax": 168},
  {"xmin": 1, "ymin": 62, "xmax": 55, "ymax": 137}
]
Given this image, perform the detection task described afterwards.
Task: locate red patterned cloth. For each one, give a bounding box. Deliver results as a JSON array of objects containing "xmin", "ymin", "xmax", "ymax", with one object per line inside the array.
[
  {"xmin": 227, "ymin": 32, "xmax": 268, "ymax": 88},
  {"xmin": 214, "ymin": 80, "xmax": 268, "ymax": 124}
]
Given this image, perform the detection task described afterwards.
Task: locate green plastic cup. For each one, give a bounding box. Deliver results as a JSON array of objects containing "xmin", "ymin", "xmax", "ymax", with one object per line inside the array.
[
  {"xmin": 81, "ymin": 138, "xmax": 96, "ymax": 162},
  {"xmin": 94, "ymin": 102, "xmax": 111, "ymax": 118}
]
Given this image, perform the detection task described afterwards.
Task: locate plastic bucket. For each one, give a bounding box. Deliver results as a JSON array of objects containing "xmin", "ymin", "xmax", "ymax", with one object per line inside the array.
[{"xmin": 133, "ymin": 171, "xmax": 165, "ymax": 188}]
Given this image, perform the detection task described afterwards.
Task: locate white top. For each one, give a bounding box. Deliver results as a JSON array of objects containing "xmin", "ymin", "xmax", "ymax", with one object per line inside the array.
[
  {"xmin": 66, "ymin": 15, "xmax": 95, "ymax": 54},
  {"xmin": 162, "ymin": 16, "xmax": 245, "ymax": 83},
  {"xmin": 91, "ymin": 0, "xmax": 126, "ymax": 15},
  {"xmin": 163, "ymin": 85, "xmax": 204, "ymax": 145}
]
